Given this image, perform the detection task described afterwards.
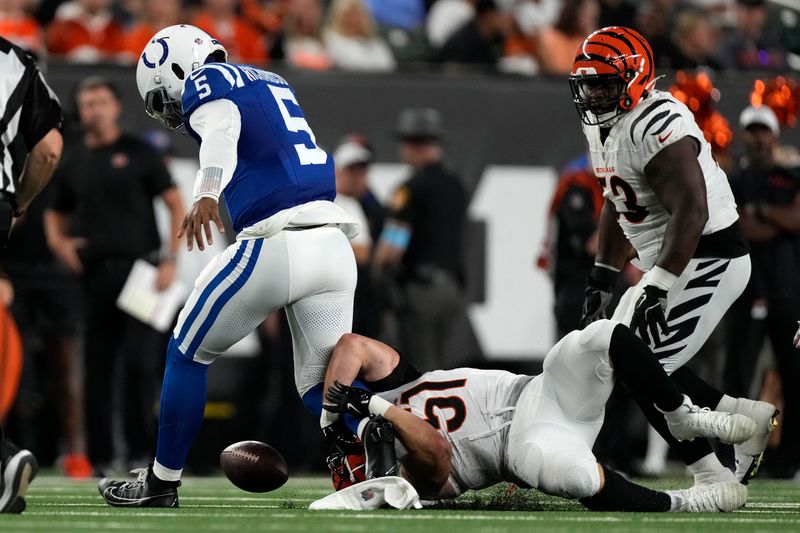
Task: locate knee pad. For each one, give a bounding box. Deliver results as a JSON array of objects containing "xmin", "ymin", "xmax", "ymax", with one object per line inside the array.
[
  {"xmin": 541, "ymin": 455, "xmax": 600, "ymax": 499},
  {"xmin": 511, "ymin": 441, "xmax": 543, "ymax": 487},
  {"xmin": 556, "ymin": 461, "xmax": 600, "ymax": 499}
]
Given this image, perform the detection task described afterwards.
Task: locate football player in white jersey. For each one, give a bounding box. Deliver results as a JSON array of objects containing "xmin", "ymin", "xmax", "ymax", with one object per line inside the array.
[
  {"xmin": 321, "ymin": 322, "xmax": 753, "ymax": 512},
  {"xmin": 568, "ymin": 26, "xmax": 777, "ymax": 487}
]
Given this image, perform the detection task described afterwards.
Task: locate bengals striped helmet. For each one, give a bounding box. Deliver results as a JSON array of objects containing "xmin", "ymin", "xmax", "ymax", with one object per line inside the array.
[{"xmin": 569, "ymin": 27, "xmax": 657, "ymax": 127}]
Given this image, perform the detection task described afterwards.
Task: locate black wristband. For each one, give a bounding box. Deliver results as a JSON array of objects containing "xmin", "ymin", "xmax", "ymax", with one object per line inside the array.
[{"xmin": 588, "ymin": 265, "xmax": 620, "ymax": 292}]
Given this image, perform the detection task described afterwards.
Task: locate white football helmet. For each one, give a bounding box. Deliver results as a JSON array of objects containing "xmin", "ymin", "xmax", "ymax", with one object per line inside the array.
[{"xmin": 135, "ymin": 24, "xmax": 227, "ymax": 131}]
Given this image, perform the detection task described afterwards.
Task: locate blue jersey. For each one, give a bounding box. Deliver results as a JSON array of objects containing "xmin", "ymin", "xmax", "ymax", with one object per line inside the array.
[{"xmin": 181, "ymin": 63, "xmax": 335, "ymax": 232}]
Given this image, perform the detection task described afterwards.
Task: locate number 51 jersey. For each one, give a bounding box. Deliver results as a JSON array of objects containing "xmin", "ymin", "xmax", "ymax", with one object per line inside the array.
[
  {"xmin": 376, "ymin": 368, "xmax": 532, "ymax": 493},
  {"xmin": 583, "ymin": 90, "xmax": 739, "ymax": 270},
  {"xmin": 181, "ymin": 63, "xmax": 335, "ymax": 233}
]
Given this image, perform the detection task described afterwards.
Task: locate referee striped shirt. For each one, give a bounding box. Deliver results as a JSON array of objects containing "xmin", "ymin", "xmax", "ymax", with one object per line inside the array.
[{"xmin": 0, "ymin": 37, "xmax": 63, "ymax": 197}]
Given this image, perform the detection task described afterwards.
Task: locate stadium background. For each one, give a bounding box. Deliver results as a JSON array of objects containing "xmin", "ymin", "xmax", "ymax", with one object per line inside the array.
[
  {"xmin": 45, "ymin": 65, "xmax": 800, "ymax": 362},
  {"xmin": 4, "ymin": 0, "xmax": 800, "ymax": 479}
]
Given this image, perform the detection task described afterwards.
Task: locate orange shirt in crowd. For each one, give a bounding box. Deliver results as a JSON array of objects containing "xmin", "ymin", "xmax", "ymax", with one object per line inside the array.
[
  {"xmin": 536, "ymin": 28, "xmax": 584, "ymax": 75},
  {"xmin": 192, "ymin": 13, "xmax": 267, "ymax": 65},
  {"xmin": 0, "ymin": 16, "xmax": 45, "ymax": 56},
  {"xmin": 46, "ymin": 16, "xmax": 126, "ymax": 59},
  {"xmin": 124, "ymin": 23, "xmax": 159, "ymax": 58}
]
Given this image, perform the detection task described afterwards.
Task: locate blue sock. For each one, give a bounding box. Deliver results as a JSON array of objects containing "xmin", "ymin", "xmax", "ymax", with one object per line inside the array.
[
  {"xmin": 155, "ymin": 337, "xmax": 209, "ymax": 471},
  {"xmin": 302, "ymin": 381, "xmax": 367, "ymax": 435}
]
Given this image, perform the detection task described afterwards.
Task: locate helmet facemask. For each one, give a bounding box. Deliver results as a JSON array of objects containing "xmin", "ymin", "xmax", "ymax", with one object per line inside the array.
[
  {"xmin": 144, "ymin": 85, "xmax": 184, "ymax": 132},
  {"xmin": 569, "ymin": 73, "xmax": 628, "ymax": 128}
]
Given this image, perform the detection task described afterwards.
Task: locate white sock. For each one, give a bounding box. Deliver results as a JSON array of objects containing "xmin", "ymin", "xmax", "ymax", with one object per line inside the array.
[
  {"xmin": 688, "ymin": 452, "xmax": 733, "ymax": 485},
  {"xmin": 716, "ymin": 394, "xmax": 737, "ymax": 413},
  {"xmin": 153, "ymin": 460, "xmax": 182, "ymax": 482}
]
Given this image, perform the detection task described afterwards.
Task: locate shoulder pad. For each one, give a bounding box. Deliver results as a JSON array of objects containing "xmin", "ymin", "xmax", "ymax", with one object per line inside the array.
[{"xmin": 182, "ymin": 63, "xmax": 245, "ymax": 117}]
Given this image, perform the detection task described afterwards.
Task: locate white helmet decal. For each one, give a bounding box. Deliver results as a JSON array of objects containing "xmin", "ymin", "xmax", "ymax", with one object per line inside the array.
[{"xmin": 141, "ymin": 37, "xmax": 169, "ymax": 68}]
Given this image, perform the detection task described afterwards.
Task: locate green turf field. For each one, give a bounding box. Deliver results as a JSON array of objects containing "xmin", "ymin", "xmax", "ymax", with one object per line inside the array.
[{"xmin": 2, "ymin": 475, "xmax": 799, "ymax": 532}]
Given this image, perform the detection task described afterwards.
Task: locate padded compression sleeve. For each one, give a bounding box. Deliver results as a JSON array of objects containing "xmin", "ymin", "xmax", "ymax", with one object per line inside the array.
[{"xmin": 188, "ymin": 99, "xmax": 241, "ymax": 201}]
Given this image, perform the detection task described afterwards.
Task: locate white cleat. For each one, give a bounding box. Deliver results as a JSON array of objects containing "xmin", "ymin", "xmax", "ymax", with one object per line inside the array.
[
  {"xmin": 663, "ymin": 395, "xmax": 757, "ymax": 444},
  {"xmin": 730, "ymin": 398, "xmax": 779, "ymax": 484},
  {"xmin": 667, "ymin": 481, "xmax": 747, "ymax": 513}
]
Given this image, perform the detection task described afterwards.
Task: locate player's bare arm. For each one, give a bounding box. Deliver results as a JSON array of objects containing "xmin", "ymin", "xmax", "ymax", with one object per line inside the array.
[
  {"xmin": 643, "ymin": 136, "xmax": 709, "ymax": 277},
  {"xmin": 323, "ymin": 334, "xmax": 452, "ymax": 497},
  {"xmin": 15, "ymin": 128, "xmax": 62, "ymax": 219},
  {"xmin": 627, "ymin": 137, "xmax": 709, "ymax": 343}
]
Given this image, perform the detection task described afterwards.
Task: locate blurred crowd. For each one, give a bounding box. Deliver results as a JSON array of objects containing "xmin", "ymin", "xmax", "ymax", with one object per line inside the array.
[
  {"xmin": 541, "ymin": 71, "xmax": 800, "ymax": 479},
  {"xmin": 1, "ymin": 0, "xmax": 799, "ymax": 74}
]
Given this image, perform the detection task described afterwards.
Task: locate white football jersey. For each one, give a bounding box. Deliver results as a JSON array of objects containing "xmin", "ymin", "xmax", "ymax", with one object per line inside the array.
[
  {"xmin": 583, "ymin": 90, "xmax": 738, "ymax": 270},
  {"xmin": 377, "ymin": 368, "xmax": 531, "ymax": 493}
]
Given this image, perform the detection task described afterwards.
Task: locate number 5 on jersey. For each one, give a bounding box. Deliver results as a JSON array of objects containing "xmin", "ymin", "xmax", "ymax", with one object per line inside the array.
[{"xmin": 268, "ymin": 85, "xmax": 327, "ymax": 166}]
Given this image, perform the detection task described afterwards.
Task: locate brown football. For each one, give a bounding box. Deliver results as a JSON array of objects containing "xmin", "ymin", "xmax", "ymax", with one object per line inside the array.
[{"xmin": 220, "ymin": 441, "xmax": 289, "ymax": 493}]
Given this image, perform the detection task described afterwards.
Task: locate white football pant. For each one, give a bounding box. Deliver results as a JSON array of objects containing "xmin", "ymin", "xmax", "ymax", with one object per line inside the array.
[
  {"xmin": 172, "ymin": 226, "xmax": 356, "ymax": 395},
  {"xmin": 506, "ymin": 320, "xmax": 618, "ymax": 499}
]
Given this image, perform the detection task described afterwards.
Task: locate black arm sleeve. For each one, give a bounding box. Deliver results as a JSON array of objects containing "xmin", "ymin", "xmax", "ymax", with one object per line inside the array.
[{"xmin": 365, "ymin": 352, "xmax": 422, "ymax": 392}]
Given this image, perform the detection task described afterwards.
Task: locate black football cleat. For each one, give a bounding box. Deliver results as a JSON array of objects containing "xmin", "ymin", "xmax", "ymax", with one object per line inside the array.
[
  {"xmin": 99, "ymin": 465, "xmax": 181, "ymax": 508},
  {"xmin": 0, "ymin": 436, "xmax": 38, "ymax": 514},
  {"xmin": 362, "ymin": 415, "xmax": 398, "ymax": 479}
]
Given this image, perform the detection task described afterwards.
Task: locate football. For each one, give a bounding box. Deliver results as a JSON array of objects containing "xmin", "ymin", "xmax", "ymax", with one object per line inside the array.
[{"xmin": 220, "ymin": 441, "xmax": 289, "ymax": 493}]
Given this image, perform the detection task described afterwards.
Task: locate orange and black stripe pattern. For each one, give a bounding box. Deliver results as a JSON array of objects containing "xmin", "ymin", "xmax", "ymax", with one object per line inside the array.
[{"xmin": 573, "ymin": 26, "xmax": 655, "ymax": 110}]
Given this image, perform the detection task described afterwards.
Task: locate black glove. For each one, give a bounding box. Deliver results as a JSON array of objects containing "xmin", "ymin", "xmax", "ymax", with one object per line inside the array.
[
  {"xmin": 630, "ymin": 285, "xmax": 670, "ymax": 345},
  {"xmin": 579, "ymin": 265, "xmax": 618, "ymax": 328},
  {"xmin": 324, "ymin": 380, "xmax": 374, "ymax": 419},
  {"xmin": 321, "ymin": 419, "xmax": 364, "ymax": 456}
]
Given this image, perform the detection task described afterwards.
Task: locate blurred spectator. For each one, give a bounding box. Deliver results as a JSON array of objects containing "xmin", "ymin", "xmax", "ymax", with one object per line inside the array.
[
  {"xmin": 498, "ymin": 0, "xmax": 562, "ymax": 76},
  {"xmin": 45, "ymin": 0, "xmax": 126, "ymax": 62},
  {"xmin": 324, "ymin": 0, "xmax": 396, "ymax": 72},
  {"xmin": 726, "ymin": 105, "xmax": 800, "ymax": 478},
  {"xmin": 662, "ymin": 9, "xmax": 723, "ymax": 70},
  {"xmin": 427, "ymin": 0, "xmax": 473, "ymax": 49},
  {"xmin": 123, "ymin": 0, "xmax": 181, "ymax": 60},
  {"xmin": 333, "ymin": 136, "xmax": 382, "ymax": 338},
  {"xmin": 669, "ymin": 70, "xmax": 733, "ymax": 169},
  {"xmin": 374, "ymin": 108, "xmax": 467, "ymax": 371},
  {"xmin": 438, "ymin": 0, "xmax": 506, "ymax": 65},
  {"xmin": 366, "ymin": 0, "xmax": 429, "ymax": 63},
  {"xmin": 537, "ymin": 153, "xmax": 604, "ymax": 338},
  {"xmin": 750, "ymin": 76, "xmax": 800, "ymax": 168},
  {"xmin": 636, "ymin": 0, "xmax": 679, "ymax": 67},
  {"xmin": 241, "ymin": 0, "xmax": 285, "ymax": 39},
  {"xmin": 193, "ymin": 0, "xmax": 267, "ymax": 65},
  {"xmin": 0, "ymin": 0, "xmax": 45, "ymax": 56},
  {"xmin": 597, "ymin": 0, "xmax": 635, "ymax": 29},
  {"xmin": 273, "ymin": 0, "xmax": 331, "ymax": 70},
  {"xmin": 536, "ymin": 0, "xmax": 599, "ymax": 75},
  {"xmin": 366, "ymin": 0, "xmax": 425, "ymax": 31},
  {"xmin": 44, "ymin": 77, "xmax": 185, "ymax": 473},
  {"xmin": 716, "ymin": 0, "xmax": 787, "ymax": 71}
]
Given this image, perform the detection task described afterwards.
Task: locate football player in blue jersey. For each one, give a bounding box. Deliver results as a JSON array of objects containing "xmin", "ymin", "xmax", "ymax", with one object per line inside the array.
[{"xmin": 99, "ymin": 25, "xmax": 361, "ymax": 507}]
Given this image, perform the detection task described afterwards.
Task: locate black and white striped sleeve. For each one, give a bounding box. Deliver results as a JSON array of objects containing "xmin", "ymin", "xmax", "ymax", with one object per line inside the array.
[
  {"xmin": 628, "ymin": 98, "xmax": 702, "ymax": 170},
  {"xmin": 20, "ymin": 61, "xmax": 63, "ymax": 148}
]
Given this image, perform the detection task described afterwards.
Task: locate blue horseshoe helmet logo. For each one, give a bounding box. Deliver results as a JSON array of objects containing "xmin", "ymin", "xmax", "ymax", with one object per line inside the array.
[{"xmin": 141, "ymin": 37, "xmax": 169, "ymax": 68}]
